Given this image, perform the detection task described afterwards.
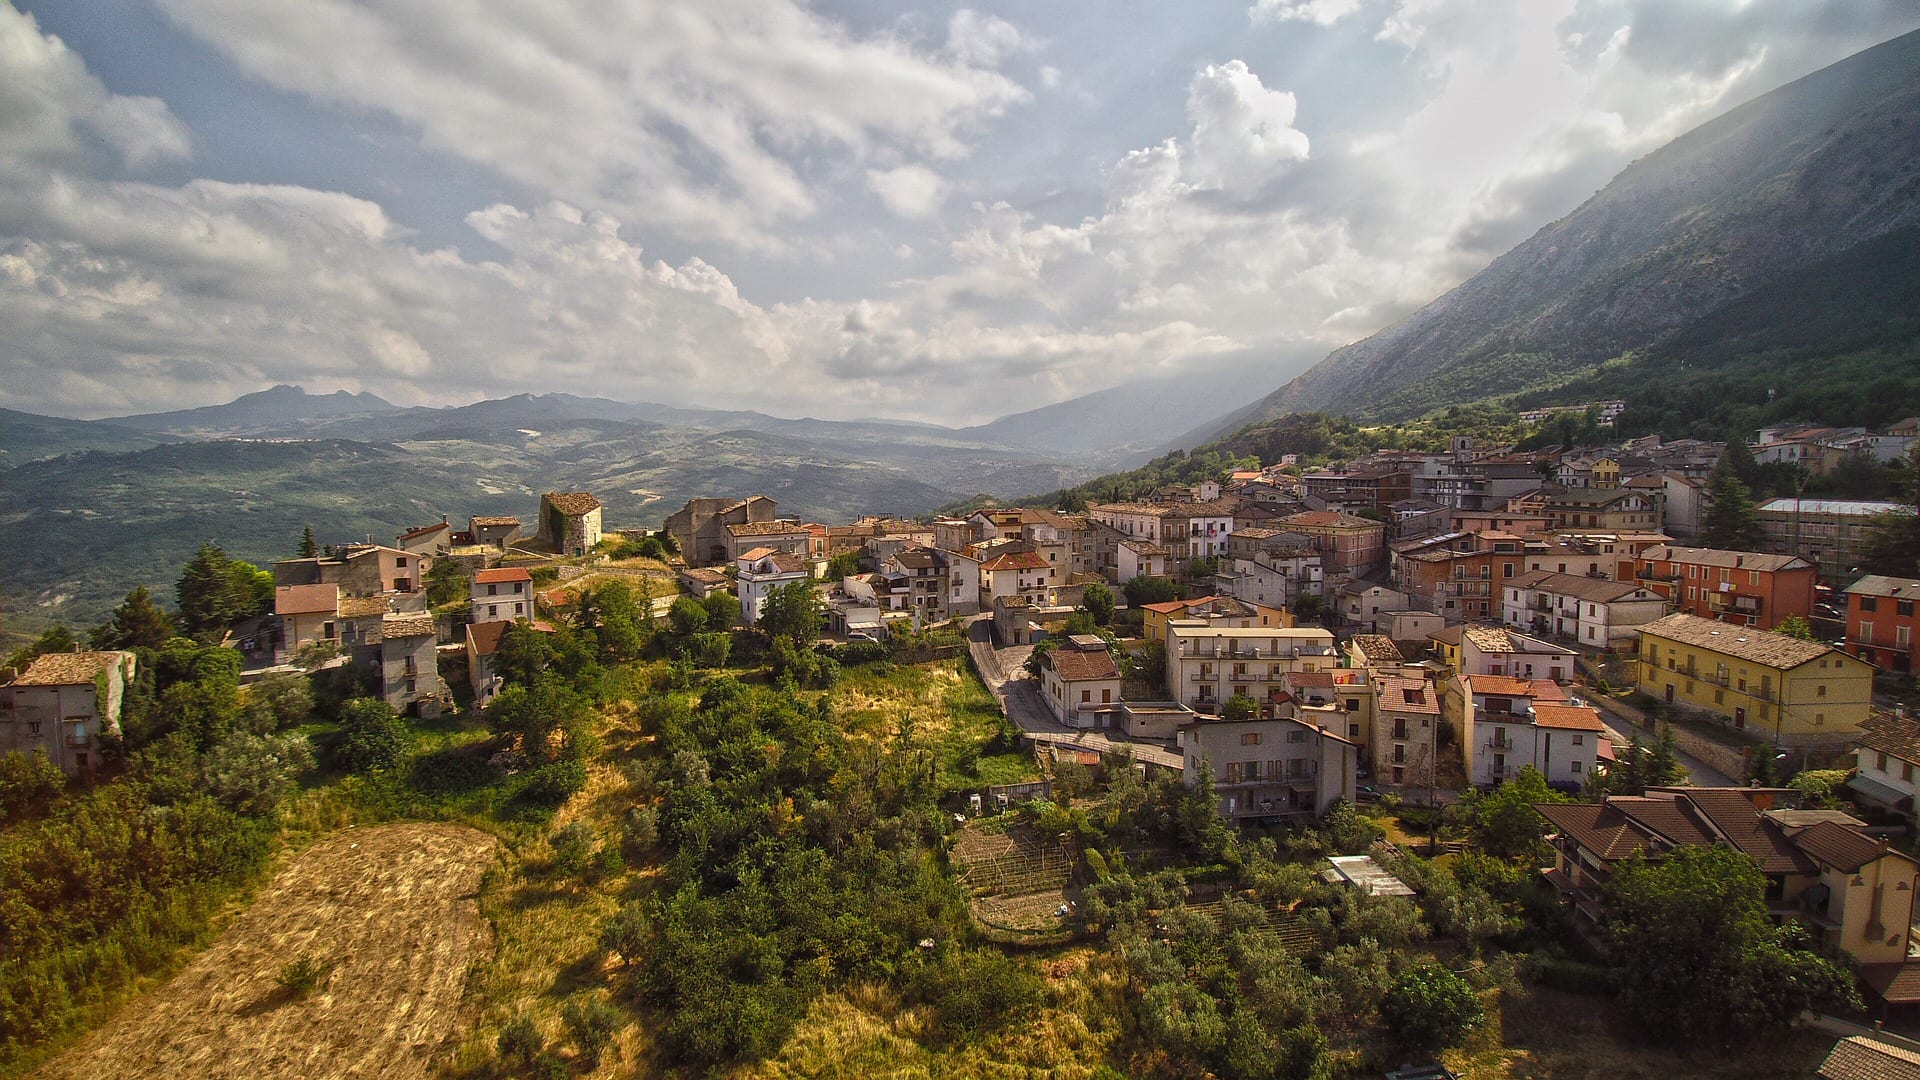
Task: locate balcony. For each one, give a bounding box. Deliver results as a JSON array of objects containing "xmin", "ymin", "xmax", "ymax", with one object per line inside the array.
[{"xmin": 66, "ymin": 732, "xmax": 89, "ymax": 747}]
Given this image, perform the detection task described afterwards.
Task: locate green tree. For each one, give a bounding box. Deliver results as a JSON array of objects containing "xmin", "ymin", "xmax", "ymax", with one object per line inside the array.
[
  {"xmin": 1221, "ymin": 693, "xmax": 1258, "ymax": 722},
  {"xmin": 1023, "ymin": 638, "xmax": 1057, "ymax": 679},
  {"xmin": 759, "ymin": 579, "xmax": 824, "ymax": 643},
  {"xmin": 1177, "ymin": 760, "xmax": 1234, "ymax": 861},
  {"xmin": 488, "ymin": 676, "xmax": 594, "ymax": 764},
  {"xmin": 93, "ymin": 586, "xmax": 175, "ymax": 649},
  {"xmin": 701, "ymin": 590, "xmax": 741, "ymax": 628},
  {"xmin": 201, "ymin": 731, "xmax": 315, "ymax": 814},
  {"xmin": 1607, "ymin": 845, "xmax": 1859, "ymax": 1040},
  {"xmin": 668, "ymin": 596, "xmax": 710, "ymax": 636},
  {"xmin": 493, "ymin": 622, "xmax": 556, "ymax": 688},
  {"xmin": 1123, "ymin": 575, "xmax": 1180, "ymax": 607},
  {"xmin": 239, "ymin": 671, "xmax": 314, "ymax": 733},
  {"xmin": 1701, "ymin": 464, "xmax": 1761, "ymax": 550},
  {"xmin": 297, "ymin": 525, "xmax": 320, "ymax": 559},
  {"xmin": 577, "ymin": 579, "xmax": 645, "ymax": 662},
  {"xmin": 6, "ymin": 625, "xmax": 78, "ymax": 673},
  {"xmin": 1381, "ymin": 964, "xmax": 1484, "ymax": 1053},
  {"xmin": 423, "ymin": 557, "xmax": 468, "ymax": 607},
  {"xmin": 0, "ymin": 750, "xmax": 68, "ymax": 821},
  {"xmin": 1467, "ymin": 766, "xmax": 1565, "ymax": 861},
  {"xmin": 825, "ymin": 550, "xmax": 863, "ymax": 581},
  {"xmin": 335, "ymin": 697, "xmax": 410, "ymax": 773},
  {"xmin": 600, "ymin": 901, "xmax": 650, "ymax": 967},
  {"xmin": 1082, "ymin": 582, "xmax": 1115, "ymax": 625},
  {"xmin": 1776, "ymin": 615, "xmax": 1817, "ymax": 641},
  {"xmin": 175, "ymin": 543, "xmax": 272, "ymax": 641}
]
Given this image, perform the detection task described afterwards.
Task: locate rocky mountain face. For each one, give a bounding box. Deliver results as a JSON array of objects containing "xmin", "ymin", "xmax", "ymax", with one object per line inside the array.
[{"xmin": 1219, "ymin": 28, "xmax": 1920, "ymax": 431}]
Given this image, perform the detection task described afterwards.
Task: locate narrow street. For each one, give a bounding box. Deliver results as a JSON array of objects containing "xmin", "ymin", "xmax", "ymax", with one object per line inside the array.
[{"xmin": 965, "ymin": 620, "xmax": 1183, "ymax": 769}]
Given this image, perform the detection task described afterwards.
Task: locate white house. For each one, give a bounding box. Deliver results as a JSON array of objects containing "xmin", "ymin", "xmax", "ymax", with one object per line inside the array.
[
  {"xmin": 470, "ymin": 566, "xmax": 533, "ymax": 625},
  {"xmin": 1164, "ymin": 621, "xmax": 1339, "ymax": 714},
  {"xmin": 1178, "ymin": 712, "xmax": 1358, "ymax": 822},
  {"xmin": 944, "ymin": 547, "xmax": 982, "ymax": 616},
  {"xmin": 1459, "ymin": 625, "xmax": 1576, "ymax": 682},
  {"xmin": 1455, "ymin": 673, "xmax": 1603, "ymax": 788},
  {"xmin": 737, "ymin": 547, "xmax": 814, "ymax": 628},
  {"xmin": 1116, "ymin": 538, "xmax": 1170, "ymax": 584},
  {"xmin": 979, "ymin": 549, "xmax": 1055, "ymax": 607},
  {"xmin": 1500, "ymin": 570, "xmax": 1668, "ymax": 650},
  {"xmin": 1852, "ymin": 711, "xmax": 1920, "ymax": 823},
  {"xmin": 1040, "ymin": 635, "xmax": 1123, "ymax": 728}
]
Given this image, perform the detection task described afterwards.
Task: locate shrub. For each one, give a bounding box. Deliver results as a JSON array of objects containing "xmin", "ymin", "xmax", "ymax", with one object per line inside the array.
[
  {"xmin": 1381, "ymin": 964, "xmax": 1483, "ymax": 1053},
  {"xmin": 916, "ymin": 949, "xmax": 1045, "ymax": 1042},
  {"xmin": 497, "ymin": 1015, "xmax": 543, "ymax": 1071},
  {"xmin": 276, "ymin": 954, "xmax": 334, "ymax": 999},
  {"xmin": 518, "ymin": 757, "xmax": 587, "ymax": 806},
  {"xmin": 600, "ymin": 901, "xmax": 650, "ymax": 967},
  {"xmin": 562, "ymin": 994, "xmax": 624, "ymax": 1069},
  {"xmin": 0, "ymin": 750, "xmax": 67, "ymax": 822},
  {"xmin": 550, "ymin": 822, "xmax": 597, "ymax": 876},
  {"xmin": 334, "ymin": 697, "xmax": 410, "ymax": 773}
]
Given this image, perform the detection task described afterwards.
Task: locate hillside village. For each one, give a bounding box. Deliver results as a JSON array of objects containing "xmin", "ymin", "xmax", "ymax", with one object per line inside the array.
[{"xmin": 7, "ymin": 410, "xmax": 1920, "ymax": 1077}]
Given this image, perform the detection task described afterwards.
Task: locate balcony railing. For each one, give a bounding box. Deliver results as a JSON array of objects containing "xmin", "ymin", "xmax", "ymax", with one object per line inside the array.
[{"xmin": 66, "ymin": 732, "xmax": 88, "ymax": 747}]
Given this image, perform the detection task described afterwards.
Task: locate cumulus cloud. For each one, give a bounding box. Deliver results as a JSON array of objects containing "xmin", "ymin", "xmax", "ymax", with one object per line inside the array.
[
  {"xmin": 5, "ymin": 0, "xmax": 1918, "ymax": 426},
  {"xmin": 1249, "ymin": 0, "xmax": 1365, "ymax": 27},
  {"xmin": 867, "ymin": 165, "xmax": 948, "ymax": 219},
  {"xmin": 151, "ymin": 0, "xmax": 1029, "ymax": 249}
]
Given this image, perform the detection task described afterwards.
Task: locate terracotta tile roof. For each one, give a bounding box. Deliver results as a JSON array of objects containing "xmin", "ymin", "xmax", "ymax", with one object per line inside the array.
[
  {"xmin": 727, "ymin": 520, "xmax": 810, "ymax": 537},
  {"xmin": 741, "ymin": 546, "xmax": 779, "ymax": 562},
  {"xmin": 1376, "ymin": 676, "xmax": 1439, "ymax": 715},
  {"xmin": 1531, "ymin": 703, "xmax": 1606, "ymax": 731},
  {"xmin": 1428, "ymin": 625, "xmax": 1463, "ymax": 647},
  {"xmin": 1676, "ymin": 789, "xmax": 1817, "ymax": 875},
  {"xmin": 679, "ymin": 567, "xmax": 730, "ymax": 586},
  {"xmin": 1350, "ymin": 635, "xmax": 1403, "ymax": 663},
  {"xmin": 1639, "ymin": 545, "xmax": 1814, "ymax": 573},
  {"xmin": 1820, "ymin": 1034, "xmax": 1920, "ymax": 1078},
  {"xmin": 543, "ymin": 492, "xmax": 602, "ymax": 516},
  {"xmin": 981, "ymin": 551, "xmax": 1049, "ymax": 572},
  {"xmin": 1463, "ymin": 626, "xmax": 1520, "ymax": 653},
  {"xmin": 467, "ymin": 619, "xmax": 512, "ymax": 657},
  {"xmin": 1143, "ymin": 597, "xmax": 1211, "ymax": 614},
  {"xmin": 338, "ymin": 596, "xmax": 391, "ymax": 618},
  {"xmin": 275, "ymin": 583, "xmax": 339, "ymax": 616},
  {"xmin": 1639, "ymin": 612, "xmax": 1838, "ymax": 670},
  {"xmin": 474, "ymin": 567, "xmax": 532, "ymax": 584},
  {"xmin": 381, "ymin": 613, "xmax": 436, "ymax": 638},
  {"xmin": 766, "ymin": 553, "xmax": 811, "ymax": 574},
  {"xmin": 1858, "ymin": 964, "xmax": 1920, "ymax": 1007},
  {"xmin": 1530, "ymin": 680, "xmax": 1569, "ymax": 702},
  {"xmin": 1281, "ymin": 510, "xmax": 1381, "ymax": 529},
  {"xmin": 1463, "ymin": 674, "xmax": 1538, "ymax": 697},
  {"xmin": 1792, "ymin": 820, "xmax": 1894, "ymax": 874},
  {"xmin": 1856, "ymin": 712, "xmax": 1920, "ymax": 765},
  {"xmin": 1535, "ymin": 802, "xmax": 1665, "ymax": 861},
  {"xmin": 397, "ymin": 522, "xmax": 450, "ymax": 542},
  {"xmin": 1048, "ymin": 646, "xmax": 1120, "ymax": 682},
  {"xmin": 470, "ymin": 515, "xmax": 521, "ymax": 527},
  {"xmin": 1288, "ymin": 671, "xmax": 1336, "ymax": 689},
  {"xmin": 13, "ymin": 651, "xmax": 130, "ymax": 686},
  {"xmin": 1604, "ymin": 796, "xmax": 1719, "ymax": 849}
]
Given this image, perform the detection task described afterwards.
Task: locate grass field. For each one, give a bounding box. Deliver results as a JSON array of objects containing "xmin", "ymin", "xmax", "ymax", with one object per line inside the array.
[
  {"xmin": 32, "ymin": 823, "xmax": 501, "ymax": 1080},
  {"xmin": 830, "ymin": 659, "xmax": 1039, "ymax": 792}
]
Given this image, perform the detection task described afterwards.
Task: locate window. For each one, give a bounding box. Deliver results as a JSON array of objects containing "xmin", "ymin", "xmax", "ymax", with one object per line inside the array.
[
  {"xmin": 1347, "ymin": 698, "xmax": 1361, "ymax": 712},
  {"xmin": 1861, "ymin": 595, "xmax": 1879, "ymax": 612},
  {"xmin": 1571, "ymin": 761, "xmax": 1583, "ymax": 773},
  {"xmin": 1862, "ymin": 621, "xmax": 1875, "ymax": 641},
  {"xmin": 1900, "ymin": 600, "xmax": 1914, "ymax": 617},
  {"xmin": 27, "ymin": 722, "xmax": 41, "ymax": 737},
  {"xmin": 1240, "ymin": 732, "xmax": 1262, "ymax": 746},
  {"xmin": 1880, "ymin": 752, "xmax": 1890, "ymax": 771},
  {"xmin": 1287, "ymin": 730, "xmax": 1308, "ymax": 743},
  {"xmin": 1081, "ymin": 690, "xmax": 1091, "ymax": 703},
  {"xmin": 1749, "ymin": 571, "xmax": 1760, "ymax": 586},
  {"xmin": 1906, "ymin": 762, "xmax": 1915, "ymax": 783},
  {"xmin": 1817, "ymin": 684, "xmax": 1826, "ymax": 697}
]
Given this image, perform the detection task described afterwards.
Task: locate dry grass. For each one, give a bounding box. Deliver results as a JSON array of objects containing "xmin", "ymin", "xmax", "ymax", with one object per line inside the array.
[
  {"xmin": 831, "ymin": 660, "xmax": 1038, "ymax": 790},
  {"xmin": 1447, "ymin": 984, "xmax": 1835, "ymax": 1080},
  {"xmin": 32, "ymin": 823, "xmax": 502, "ymax": 1080}
]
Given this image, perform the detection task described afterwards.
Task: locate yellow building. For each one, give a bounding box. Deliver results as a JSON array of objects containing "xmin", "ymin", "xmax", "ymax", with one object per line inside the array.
[{"xmin": 1636, "ymin": 612, "xmax": 1875, "ymax": 746}]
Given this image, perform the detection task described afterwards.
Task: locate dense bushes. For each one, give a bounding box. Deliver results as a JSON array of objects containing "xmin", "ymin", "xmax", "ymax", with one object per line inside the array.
[{"xmin": 624, "ymin": 679, "xmax": 967, "ymax": 1068}]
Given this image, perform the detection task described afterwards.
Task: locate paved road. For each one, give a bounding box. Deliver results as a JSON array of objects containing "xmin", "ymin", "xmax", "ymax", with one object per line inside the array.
[{"xmin": 966, "ymin": 621, "xmax": 1183, "ymax": 769}]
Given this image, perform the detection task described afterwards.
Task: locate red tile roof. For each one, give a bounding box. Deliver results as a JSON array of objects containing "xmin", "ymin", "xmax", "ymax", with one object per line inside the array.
[
  {"xmin": 1143, "ymin": 597, "xmax": 1212, "ymax": 614},
  {"xmin": 275, "ymin": 583, "xmax": 339, "ymax": 616},
  {"xmin": 981, "ymin": 551, "xmax": 1049, "ymax": 572},
  {"xmin": 1530, "ymin": 703, "xmax": 1605, "ymax": 732},
  {"xmin": 1048, "ymin": 646, "xmax": 1120, "ymax": 682},
  {"xmin": 1464, "ymin": 674, "xmax": 1537, "ymax": 697},
  {"xmin": 1791, "ymin": 819, "xmax": 1894, "ymax": 873},
  {"xmin": 473, "ymin": 567, "xmax": 532, "ymax": 584},
  {"xmin": 397, "ymin": 522, "xmax": 450, "ymax": 542},
  {"xmin": 467, "ymin": 620, "xmax": 512, "ymax": 657},
  {"xmin": 13, "ymin": 651, "xmax": 130, "ymax": 686},
  {"xmin": 1376, "ymin": 676, "xmax": 1440, "ymax": 715}
]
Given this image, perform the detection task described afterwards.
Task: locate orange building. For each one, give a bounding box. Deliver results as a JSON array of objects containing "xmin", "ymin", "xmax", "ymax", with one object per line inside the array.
[
  {"xmin": 1847, "ymin": 576, "xmax": 1919, "ymax": 676},
  {"xmin": 1630, "ymin": 544, "xmax": 1815, "ymax": 631}
]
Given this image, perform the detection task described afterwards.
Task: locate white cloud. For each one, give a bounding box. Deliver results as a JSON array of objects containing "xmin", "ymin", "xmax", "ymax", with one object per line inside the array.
[
  {"xmin": 1249, "ymin": 0, "xmax": 1365, "ymax": 27},
  {"xmin": 152, "ymin": 0, "xmax": 1030, "ymax": 248},
  {"xmin": 0, "ymin": 4, "xmax": 190, "ymax": 177},
  {"xmin": 1184, "ymin": 61, "xmax": 1310, "ymax": 192},
  {"xmin": 866, "ymin": 164, "xmax": 948, "ymax": 219}
]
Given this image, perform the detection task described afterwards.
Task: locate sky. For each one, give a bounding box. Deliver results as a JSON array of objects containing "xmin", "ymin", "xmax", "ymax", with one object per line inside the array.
[{"xmin": 3, "ymin": 1, "xmax": 1916, "ymax": 425}]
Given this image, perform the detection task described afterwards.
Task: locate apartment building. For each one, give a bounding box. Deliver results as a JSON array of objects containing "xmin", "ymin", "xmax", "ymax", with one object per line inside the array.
[
  {"xmin": 1163, "ymin": 621, "xmax": 1339, "ymax": 714},
  {"xmin": 1631, "ymin": 545, "xmax": 1815, "ymax": 631}
]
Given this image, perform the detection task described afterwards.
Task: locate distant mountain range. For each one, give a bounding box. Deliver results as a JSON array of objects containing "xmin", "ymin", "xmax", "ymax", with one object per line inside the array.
[
  {"xmin": 1202, "ymin": 27, "xmax": 1920, "ymax": 442},
  {"xmin": 0, "ymin": 370, "xmax": 1293, "ymax": 635}
]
